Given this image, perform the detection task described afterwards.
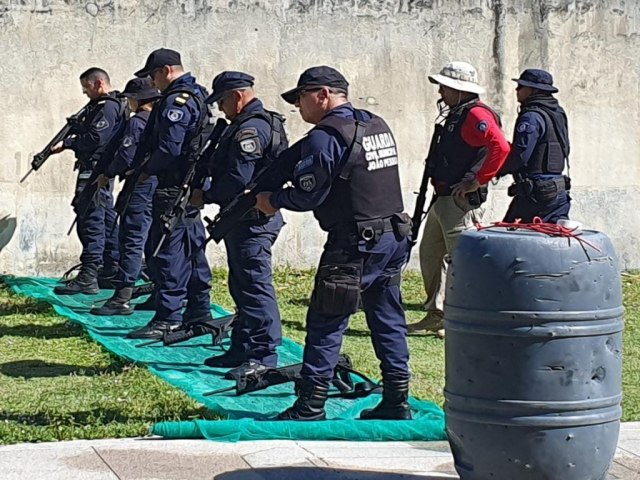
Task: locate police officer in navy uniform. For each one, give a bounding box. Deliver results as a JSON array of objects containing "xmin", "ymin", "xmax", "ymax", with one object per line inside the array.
[
  {"xmin": 92, "ymin": 77, "xmax": 161, "ymax": 316},
  {"xmin": 190, "ymin": 72, "xmax": 287, "ymax": 372},
  {"xmin": 255, "ymin": 66, "xmax": 412, "ymax": 421},
  {"xmin": 500, "ymin": 69, "xmax": 571, "ymax": 223},
  {"xmin": 52, "ymin": 67, "xmax": 125, "ymax": 295},
  {"xmin": 127, "ymin": 49, "xmax": 213, "ymax": 339}
]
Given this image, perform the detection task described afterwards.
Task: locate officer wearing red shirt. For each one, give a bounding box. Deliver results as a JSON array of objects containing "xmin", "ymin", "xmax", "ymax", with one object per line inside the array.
[{"xmin": 409, "ymin": 61, "xmax": 509, "ymax": 337}]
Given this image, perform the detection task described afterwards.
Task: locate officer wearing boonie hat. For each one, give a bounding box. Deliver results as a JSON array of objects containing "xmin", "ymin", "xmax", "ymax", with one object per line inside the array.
[
  {"xmin": 91, "ymin": 76, "xmax": 162, "ymax": 317},
  {"xmin": 499, "ymin": 68, "xmax": 571, "ymax": 224},
  {"xmin": 255, "ymin": 65, "xmax": 413, "ymax": 422},
  {"xmin": 191, "ymin": 71, "xmax": 288, "ymax": 376},
  {"xmin": 120, "ymin": 77, "xmax": 162, "ymax": 103},
  {"xmin": 409, "ymin": 61, "xmax": 509, "ymax": 337}
]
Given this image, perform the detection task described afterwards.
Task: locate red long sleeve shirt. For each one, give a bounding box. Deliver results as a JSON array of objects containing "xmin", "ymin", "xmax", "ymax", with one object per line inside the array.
[{"xmin": 460, "ymin": 104, "xmax": 510, "ymax": 185}]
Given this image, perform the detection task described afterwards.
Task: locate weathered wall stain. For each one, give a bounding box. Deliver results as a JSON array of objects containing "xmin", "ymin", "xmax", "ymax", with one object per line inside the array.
[{"xmin": 1, "ymin": 0, "xmax": 639, "ymax": 274}]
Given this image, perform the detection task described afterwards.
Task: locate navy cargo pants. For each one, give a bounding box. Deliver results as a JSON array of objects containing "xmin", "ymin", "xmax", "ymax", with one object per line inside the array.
[
  {"xmin": 504, "ymin": 175, "xmax": 571, "ymax": 224},
  {"xmin": 223, "ymin": 212, "xmax": 284, "ymax": 367},
  {"xmin": 301, "ymin": 230, "xmax": 411, "ymax": 388},
  {"xmin": 148, "ymin": 186, "xmax": 212, "ymax": 324},
  {"xmin": 115, "ymin": 176, "xmax": 158, "ymax": 287},
  {"xmin": 74, "ymin": 172, "xmax": 119, "ymax": 269}
]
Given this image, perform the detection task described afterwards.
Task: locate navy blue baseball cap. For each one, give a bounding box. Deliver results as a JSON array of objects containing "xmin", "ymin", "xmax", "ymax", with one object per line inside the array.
[
  {"xmin": 281, "ymin": 66, "xmax": 349, "ymax": 105},
  {"xmin": 512, "ymin": 69, "xmax": 558, "ymax": 93},
  {"xmin": 135, "ymin": 48, "xmax": 182, "ymax": 78},
  {"xmin": 119, "ymin": 77, "xmax": 161, "ymax": 102},
  {"xmin": 205, "ymin": 71, "xmax": 255, "ymax": 104}
]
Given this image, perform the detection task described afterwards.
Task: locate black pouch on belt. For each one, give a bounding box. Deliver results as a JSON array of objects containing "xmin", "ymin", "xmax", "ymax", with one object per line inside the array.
[
  {"xmin": 533, "ymin": 178, "xmax": 562, "ymax": 204},
  {"xmin": 390, "ymin": 212, "xmax": 412, "ymax": 239},
  {"xmin": 310, "ymin": 262, "xmax": 363, "ymax": 316}
]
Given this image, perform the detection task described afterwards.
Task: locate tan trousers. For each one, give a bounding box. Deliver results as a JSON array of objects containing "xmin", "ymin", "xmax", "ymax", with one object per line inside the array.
[{"xmin": 419, "ymin": 196, "xmax": 485, "ymax": 312}]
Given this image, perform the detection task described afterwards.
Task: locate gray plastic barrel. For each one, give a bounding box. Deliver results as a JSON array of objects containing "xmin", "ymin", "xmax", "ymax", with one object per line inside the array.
[{"xmin": 444, "ymin": 228, "xmax": 623, "ymax": 480}]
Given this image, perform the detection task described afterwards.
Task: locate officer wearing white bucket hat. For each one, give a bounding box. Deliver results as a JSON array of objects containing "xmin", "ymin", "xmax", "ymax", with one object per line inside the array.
[{"xmin": 409, "ymin": 61, "xmax": 509, "ymax": 337}]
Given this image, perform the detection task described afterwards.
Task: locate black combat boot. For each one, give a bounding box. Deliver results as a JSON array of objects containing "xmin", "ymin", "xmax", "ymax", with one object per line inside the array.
[
  {"xmin": 54, "ymin": 264, "xmax": 100, "ymax": 295},
  {"xmin": 126, "ymin": 320, "xmax": 179, "ymax": 339},
  {"xmin": 204, "ymin": 349, "xmax": 247, "ymax": 368},
  {"xmin": 90, "ymin": 287, "xmax": 135, "ymax": 316},
  {"xmin": 359, "ymin": 376, "xmax": 412, "ymax": 420},
  {"xmin": 134, "ymin": 292, "xmax": 157, "ymax": 311},
  {"xmin": 97, "ymin": 264, "xmax": 119, "ymax": 289},
  {"xmin": 276, "ymin": 381, "xmax": 329, "ymax": 421}
]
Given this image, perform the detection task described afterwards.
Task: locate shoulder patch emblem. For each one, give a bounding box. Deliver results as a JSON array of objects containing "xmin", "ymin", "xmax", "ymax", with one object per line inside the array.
[
  {"xmin": 121, "ymin": 135, "xmax": 134, "ymax": 148},
  {"xmin": 294, "ymin": 155, "xmax": 314, "ymax": 173},
  {"xmin": 517, "ymin": 122, "xmax": 530, "ymax": 133},
  {"xmin": 94, "ymin": 119, "xmax": 109, "ymax": 131},
  {"xmin": 167, "ymin": 109, "xmax": 184, "ymax": 122},
  {"xmin": 234, "ymin": 127, "xmax": 258, "ymax": 141},
  {"xmin": 298, "ymin": 174, "xmax": 316, "ymax": 192},
  {"xmin": 476, "ymin": 120, "xmax": 488, "ymax": 133},
  {"xmin": 240, "ymin": 138, "xmax": 258, "ymax": 153}
]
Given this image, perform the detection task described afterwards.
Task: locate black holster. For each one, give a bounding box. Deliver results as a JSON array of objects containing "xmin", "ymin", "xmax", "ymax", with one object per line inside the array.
[{"xmin": 466, "ymin": 185, "xmax": 488, "ymax": 206}]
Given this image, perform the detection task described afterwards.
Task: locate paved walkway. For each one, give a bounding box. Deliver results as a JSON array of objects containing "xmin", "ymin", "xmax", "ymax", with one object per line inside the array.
[{"xmin": 1, "ymin": 422, "xmax": 639, "ymax": 479}]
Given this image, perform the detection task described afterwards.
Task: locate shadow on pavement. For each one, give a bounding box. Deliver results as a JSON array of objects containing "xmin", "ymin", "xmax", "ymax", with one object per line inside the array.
[{"xmin": 215, "ymin": 466, "xmax": 457, "ymax": 480}]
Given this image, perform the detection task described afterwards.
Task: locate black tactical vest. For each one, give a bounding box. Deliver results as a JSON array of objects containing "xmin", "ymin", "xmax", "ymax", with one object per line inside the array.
[
  {"xmin": 77, "ymin": 93, "xmax": 128, "ymax": 167},
  {"xmin": 430, "ymin": 100, "xmax": 500, "ymax": 195},
  {"xmin": 313, "ymin": 111, "xmax": 404, "ymax": 231},
  {"xmin": 518, "ymin": 101, "xmax": 569, "ymax": 175},
  {"xmin": 210, "ymin": 108, "xmax": 288, "ymax": 180}
]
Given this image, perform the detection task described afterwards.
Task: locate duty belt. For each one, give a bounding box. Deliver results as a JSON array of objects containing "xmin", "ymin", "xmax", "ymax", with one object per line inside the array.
[
  {"xmin": 508, "ymin": 175, "xmax": 570, "ymax": 197},
  {"xmin": 332, "ymin": 216, "xmax": 395, "ymax": 242}
]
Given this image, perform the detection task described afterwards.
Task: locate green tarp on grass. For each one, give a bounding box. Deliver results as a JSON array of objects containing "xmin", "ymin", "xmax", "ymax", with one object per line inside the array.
[{"xmin": 3, "ymin": 275, "xmax": 446, "ymax": 442}]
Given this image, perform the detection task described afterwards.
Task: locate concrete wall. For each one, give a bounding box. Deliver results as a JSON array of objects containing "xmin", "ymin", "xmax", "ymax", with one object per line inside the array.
[{"xmin": 1, "ymin": 0, "xmax": 639, "ymax": 275}]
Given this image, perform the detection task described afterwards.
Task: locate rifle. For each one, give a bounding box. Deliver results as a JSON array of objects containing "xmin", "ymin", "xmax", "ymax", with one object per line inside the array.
[
  {"xmin": 410, "ymin": 123, "xmax": 443, "ymax": 247},
  {"xmin": 202, "ymin": 150, "xmax": 295, "ymax": 245},
  {"xmin": 136, "ymin": 313, "xmax": 236, "ymax": 348},
  {"xmin": 66, "ymin": 172, "xmax": 105, "ymax": 235},
  {"xmin": 203, "ymin": 353, "xmax": 381, "ymax": 398},
  {"xmin": 21, "ymin": 103, "xmax": 90, "ymax": 183},
  {"xmin": 152, "ymin": 118, "xmax": 228, "ymax": 257}
]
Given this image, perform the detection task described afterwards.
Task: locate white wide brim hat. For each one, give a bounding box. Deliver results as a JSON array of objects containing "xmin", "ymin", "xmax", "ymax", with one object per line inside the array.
[{"xmin": 428, "ymin": 61, "xmax": 485, "ymax": 95}]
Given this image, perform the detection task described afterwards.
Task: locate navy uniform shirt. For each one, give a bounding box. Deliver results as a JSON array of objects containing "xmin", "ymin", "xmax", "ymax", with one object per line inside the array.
[
  {"xmin": 204, "ymin": 98, "xmax": 271, "ymax": 206},
  {"xmin": 105, "ymin": 110, "xmax": 150, "ymax": 178},
  {"xmin": 63, "ymin": 93, "xmax": 124, "ymax": 163},
  {"xmin": 270, "ymin": 103, "xmax": 371, "ymax": 212},
  {"xmin": 502, "ymin": 110, "xmax": 547, "ymax": 176},
  {"xmin": 143, "ymin": 73, "xmax": 207, "ymax": 180}
]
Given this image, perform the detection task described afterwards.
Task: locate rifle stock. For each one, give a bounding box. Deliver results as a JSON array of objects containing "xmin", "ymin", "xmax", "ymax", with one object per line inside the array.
[
  {"xmin": 202, "ymin": 354, "xmax": 379, "ymax": 398},
  {"xmin": 203, "ymin": 151, "xmax": 295, "ymax": 245},
  {"xmin": 136, "ymin": 314, "xmax": 236, "ymax": 348},
  {"xmin": 410, "ymin": 123, "xmax": 443, "ymax": 247}
]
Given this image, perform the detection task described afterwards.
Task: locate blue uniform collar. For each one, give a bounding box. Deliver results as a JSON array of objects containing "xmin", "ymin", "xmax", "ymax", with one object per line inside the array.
[
  {"xmin": 321, "ymin": 102, "xmax": 355, "ymax": 120},
  {"xmin": 240, "ymin": 98, "xmax": 264, "ymax": 115},
  {"xmin": 165, "ymin": 72, "xmax": 197, "ymax": 91}
]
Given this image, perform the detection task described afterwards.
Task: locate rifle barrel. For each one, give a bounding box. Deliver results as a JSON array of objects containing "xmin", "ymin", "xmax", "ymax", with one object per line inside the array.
[
  {"xmin": 202, "ymin": 385, "xmax": 236, "ymax": 396},
  {"xmin": 153, "ymin": 234, "xmax": 167, "ymax": 257},
  {"xmin": 136, "ymin": 338, "xmax": 163, "ymax": 348},
  {"xmin": 20, "ymin": 168, "xmax": 35, "ymax": 184},
  {"xmin": 66, "ymin": 218, "xmax": 77, "ymax": 236}
]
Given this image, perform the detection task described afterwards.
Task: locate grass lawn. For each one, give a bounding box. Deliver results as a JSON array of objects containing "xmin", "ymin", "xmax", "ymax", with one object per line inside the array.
[{"xmin": 0, "ymin": 268, "xmax": 638, "ymax": 445}]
